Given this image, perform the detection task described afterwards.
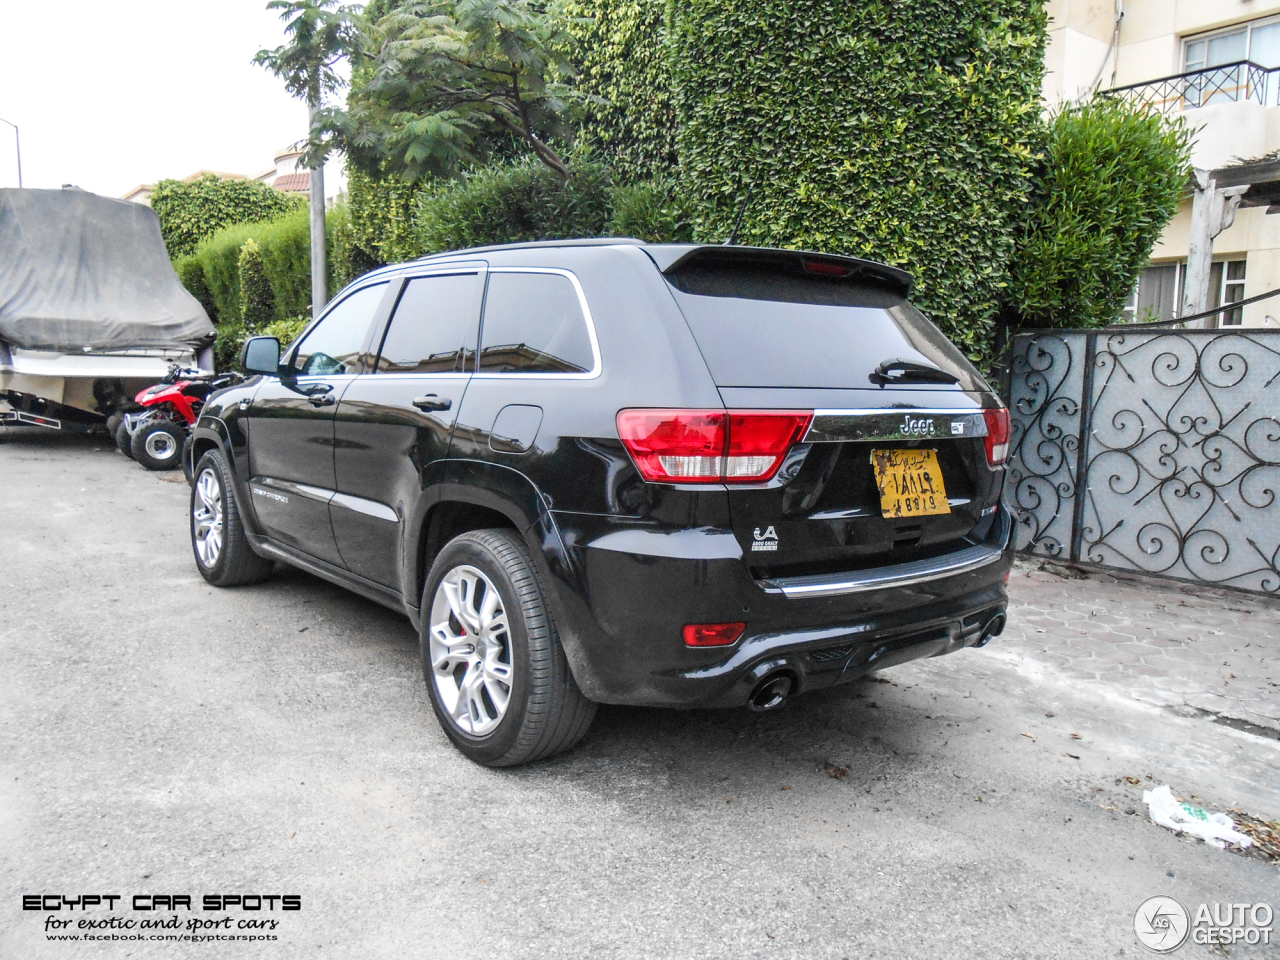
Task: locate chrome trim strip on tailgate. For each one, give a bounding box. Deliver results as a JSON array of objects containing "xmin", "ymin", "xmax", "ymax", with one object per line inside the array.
[
  {"xmin": 757, "ymin": 510, "xmax": 1011, "ymax": 599},
  {"xmin": 757, "ymin": 544, "xmax": 1003, "ymax": 598},
  {"xmin": 804, "ymin": 409, "xmax": 989, "ymax": 444}
]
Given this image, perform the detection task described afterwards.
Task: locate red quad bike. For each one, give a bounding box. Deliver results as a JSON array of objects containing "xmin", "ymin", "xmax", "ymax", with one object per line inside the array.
[{"xmin": 117, "ymin": 366, "xmax": 242, "ymax": 474}]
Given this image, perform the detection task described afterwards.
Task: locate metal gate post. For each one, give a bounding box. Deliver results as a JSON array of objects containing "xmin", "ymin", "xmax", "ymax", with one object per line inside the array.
[{"xmin": 1068, "ymin": 332, "xmax": 1098, "ymax": 563}]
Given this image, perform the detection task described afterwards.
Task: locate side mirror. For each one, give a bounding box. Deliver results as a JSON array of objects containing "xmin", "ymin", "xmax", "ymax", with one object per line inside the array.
[{"xmin": 241, "ymin": 336, "xmax": 282, "ymax": 376}]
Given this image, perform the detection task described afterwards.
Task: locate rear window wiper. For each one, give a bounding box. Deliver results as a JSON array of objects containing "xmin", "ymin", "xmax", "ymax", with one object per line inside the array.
[{"xmin": 869, "ymin": 358, "xmax": 960, "ymax": 386}]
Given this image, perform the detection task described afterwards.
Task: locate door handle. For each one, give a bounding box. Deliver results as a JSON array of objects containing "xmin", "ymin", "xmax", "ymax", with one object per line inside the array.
[
  {"xmin": 412, "ymin": 395, "xmax": 452, "ymax": 412},
  {"xmin": 307, "ymin": 393, "xmax": 335, "ymax": 407}
]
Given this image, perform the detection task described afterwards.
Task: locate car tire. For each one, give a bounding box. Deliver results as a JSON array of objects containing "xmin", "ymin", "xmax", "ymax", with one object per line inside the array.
[
  {"xmin": 421, "ymin": 529, "xmax": 596, "ymax": 767},
  {"xmin": 131, "ymin": 420, "xmax": 186, "ymax": 471},
  {"xmin": 190, "ymin": 449, "xmax": 274, "ymax": 587},
  {"xmin": 115, "ymin": 419, "xmax": 135, "ymax": 459}
]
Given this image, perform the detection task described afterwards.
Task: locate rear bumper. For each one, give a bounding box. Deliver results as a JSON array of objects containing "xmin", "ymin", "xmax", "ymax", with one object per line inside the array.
[{"xmin": 548, "ymin": 505, "xmax": 1015, "ymax": 708}]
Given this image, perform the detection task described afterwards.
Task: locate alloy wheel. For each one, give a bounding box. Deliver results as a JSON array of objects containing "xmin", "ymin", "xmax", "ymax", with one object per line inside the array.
[
  {"xmin": 145, "ymin": 430, "xmax": 178, "ymax": 461},
  {"xmin": 428, "ymin": 565, "xmax": 513, "ymax": 736},
  {"xmin": 192, "ymin": 467, "xmax": 224, "ymax": 568}
]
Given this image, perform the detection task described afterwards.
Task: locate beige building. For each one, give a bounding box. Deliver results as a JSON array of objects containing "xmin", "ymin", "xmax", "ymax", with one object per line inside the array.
[{"xmin": 1044, "ymin": 0, "xmax": 1280, "ymax": 326}]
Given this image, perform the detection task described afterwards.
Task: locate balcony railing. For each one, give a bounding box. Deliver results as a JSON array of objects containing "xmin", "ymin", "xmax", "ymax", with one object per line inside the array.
[{"xmin": 1102, "ymin": 60, "xmax": 1280, "ymax": 113}]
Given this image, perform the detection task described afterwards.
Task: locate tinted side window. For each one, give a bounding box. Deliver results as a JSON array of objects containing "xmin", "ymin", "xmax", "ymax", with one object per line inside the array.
[
  {"xmin": 292, "ymin": 282, "xmax": 388, "ymax": 376},
  {"xmin": 376, "ymin": 274, "xmax": 481, "ymax": 374},
  {"xmin": 479, "ymin": 273, "xmax": 594, "ymax": 374}
]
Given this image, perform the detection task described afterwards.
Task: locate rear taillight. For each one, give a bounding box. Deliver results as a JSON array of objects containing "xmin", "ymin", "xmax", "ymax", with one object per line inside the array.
[
  {"xmin": 616, "ymin": 409, "xmax": 813, "ymax": 484},
  {"xmin": 682, "ymin": 622, "xmax": 746, "ymax": 647},
  {"xmin": 983, "ymin": 407, "xmax": 1010, "ymax": 467}
]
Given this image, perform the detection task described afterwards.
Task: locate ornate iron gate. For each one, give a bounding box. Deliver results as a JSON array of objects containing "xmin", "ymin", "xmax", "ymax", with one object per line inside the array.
[{"xmin": 1006, "ymin": 329, "xmax": 1280, "ymax": 595}]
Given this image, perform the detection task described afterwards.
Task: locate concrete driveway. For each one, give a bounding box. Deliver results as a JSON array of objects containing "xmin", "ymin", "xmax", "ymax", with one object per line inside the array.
[{"xmin": 2, "ymin": 429, "xmax": 1277, "ymax": 958}]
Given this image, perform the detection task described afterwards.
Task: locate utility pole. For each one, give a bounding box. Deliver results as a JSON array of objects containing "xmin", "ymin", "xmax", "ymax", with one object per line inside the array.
[
  {"xmin": 1182, "ymin": 169, "xmax": 1246, "ymax": 328},
  {"xmin": 308, "ymin": 105, "xmax": 326, "ymax": 319},
  {"xmin": 0, "ymin": 117, "xmax": 21, "ymax": 187}
]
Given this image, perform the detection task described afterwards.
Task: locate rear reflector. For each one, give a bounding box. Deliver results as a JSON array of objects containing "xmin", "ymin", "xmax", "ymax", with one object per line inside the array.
[
  {"xmin": 983, "ymin": 407, "xmax": 1011, "ymax": 467},
  {"xmin": 682, "ymin": 622, "xmax": 746, "ymax": 647},
  {"xmin": 616, "ymin": 409, "xmax": 813, "ymax": 484}
]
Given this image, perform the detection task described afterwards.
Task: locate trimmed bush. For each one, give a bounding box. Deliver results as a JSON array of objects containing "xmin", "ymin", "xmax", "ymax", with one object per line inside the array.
[
  {"xmin": 175, "ymin": 254, "xmax": 217, "ymax": 323},
  {"xmin": 212, "ymin": 321, "xmax": 246, "ymax": 373},
  {"xmin": 212, "ymin": 315, "xmax": 309, "ymax": 375},
  {"xmin": 261, "ymin": 314, "xmax": 310, "ymax": 348},
  {"xmin": 254, "ymin": 209, "xmax": 312, "ymax": 321},
  {"xmin": 606, "ymin": 177, "xmax": 693, "ymax": 242},
  {"xmin": 195, "ymin": 223, "xmax": 261, "ymax": 329},
  {"xmin": 415, "ymin": 157, "xmax": 613, "ymax": 254},
  {"xmin": 238, "ymin": 239, "xmax": 275, "ymax": 330},
  {"xmin": 668, "ymin": 1, "xmax": 1048, "ymax": 360},
  {"xmin": 150, "ymin": 175, "xmax": 304, "ymax": 258},
  {"xmin": 1005, "ymin": 98, "xmax": 1192, "ymax": 328},
  {"xmin": 563, "ymin": 0, "xmax": 678, "ymax": 182}
]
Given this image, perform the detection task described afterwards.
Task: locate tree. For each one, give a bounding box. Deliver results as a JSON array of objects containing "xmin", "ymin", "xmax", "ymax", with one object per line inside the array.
[
  {"xmin": 336, "ymin": 0, "xmax": 584, "ymax": 181},
  {"xmin": 254, "ymin": 0, "xmax": 361, "ymax": 315}
]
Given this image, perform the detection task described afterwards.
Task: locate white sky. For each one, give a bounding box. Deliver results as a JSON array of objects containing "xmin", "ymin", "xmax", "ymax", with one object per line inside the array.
[{"xmin": 0, "ymin": 0, "xmax": 345, "ymax": 198}]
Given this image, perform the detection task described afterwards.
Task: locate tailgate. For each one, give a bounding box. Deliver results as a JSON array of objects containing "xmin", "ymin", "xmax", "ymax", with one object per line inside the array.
[
  {"xmin": 718, "ymin": 386, "xmax": 1003, "ymax": 578},
  {"xmin": 658, "ymin": 247, "xmax": 1005, "ymax": 580}
]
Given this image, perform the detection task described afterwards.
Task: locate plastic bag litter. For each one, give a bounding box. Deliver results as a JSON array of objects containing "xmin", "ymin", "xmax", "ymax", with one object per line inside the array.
[{"xmin": 1143, "ymin": 785, "xmax": 1254, "ymax": 850}]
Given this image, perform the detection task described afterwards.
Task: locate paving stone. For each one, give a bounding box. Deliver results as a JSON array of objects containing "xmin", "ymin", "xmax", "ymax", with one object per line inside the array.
[{"xmin": 1002, "ymin": 561, "xmax": 1280, "ymax": 734}]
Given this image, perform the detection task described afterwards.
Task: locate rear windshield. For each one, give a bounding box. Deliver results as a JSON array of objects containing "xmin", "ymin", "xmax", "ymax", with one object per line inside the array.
[{"xmin": 665, "ymin": 260, "xmax": 985, "ymax": 391}]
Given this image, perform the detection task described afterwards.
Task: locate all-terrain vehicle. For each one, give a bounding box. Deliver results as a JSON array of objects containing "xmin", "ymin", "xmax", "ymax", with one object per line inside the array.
[{"xmin": 116, "ymin": 366, "xmax": 242, "ymax": 471}]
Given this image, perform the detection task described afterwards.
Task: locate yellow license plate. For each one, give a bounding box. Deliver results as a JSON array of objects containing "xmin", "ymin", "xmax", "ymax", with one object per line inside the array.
[{"xmin": 871, "ymin": 448, "xmax": 950, "ymax": 518}]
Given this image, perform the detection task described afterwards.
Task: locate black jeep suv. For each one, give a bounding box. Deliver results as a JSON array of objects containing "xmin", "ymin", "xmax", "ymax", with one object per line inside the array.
[{"xmin": 187, "ymin": 240, "xmax": 1014, "ymax": 767}]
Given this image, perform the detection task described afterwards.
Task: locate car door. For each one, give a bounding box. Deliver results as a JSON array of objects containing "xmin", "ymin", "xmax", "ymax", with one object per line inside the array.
[
  {"xmin": 330, "ymin": 267, "xmax": 485, "ymax": 588},
  {"xmin": 246, "ymin": 281, "xmax": 392, "ymax": 566}
]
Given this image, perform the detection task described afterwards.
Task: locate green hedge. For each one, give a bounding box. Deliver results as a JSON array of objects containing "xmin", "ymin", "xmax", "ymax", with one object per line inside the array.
[
  {"xmin": 345, "ymin": 167, "xmax": 430, "ymax": 265},
  {"xmin": 183, "ymin": 207, "xmax": 362, "ymax": 370},
  {"xmin": 563, "ymin": 0, "xmax": 678, "ymax": 182},
  {"xmin": 174, "ymin": 254, "xmax": 217, "ymax": 322},
  {"xmin": 668, "ymin": 0, "xmax": 1047, "ymax": 359},
  {"xmin": 188, "ymin": 208, "xmax": 353, "ymax": 326},
  {"xmin": 150, "ymin": 175, "xmax": 305, "ymax": 258},
  {"xmin": 606, "ymin": 177, "xmax": 693, "ymax": 242},
  {"xmin": 194, "ymin": 222, "xmax": 261, "ymax": 331},
  {"xmin": 415, "ymin": 157, "xmax": 613, "ymax": 254},
  {"xmin": 1005, "ymin": 98, "xmax": 1192, "ymax": 328},
  {"xmin": 256, "ymin": 209, "xmax": 313, "ymax": 322}
]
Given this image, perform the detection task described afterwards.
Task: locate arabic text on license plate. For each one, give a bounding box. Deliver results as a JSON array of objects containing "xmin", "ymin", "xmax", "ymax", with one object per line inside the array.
[{"xmin": 871, "ymin": 448, "xmax": 950, "ymax": 518}]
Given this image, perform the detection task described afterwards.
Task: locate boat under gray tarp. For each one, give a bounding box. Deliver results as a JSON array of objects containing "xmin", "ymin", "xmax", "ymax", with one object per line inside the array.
[
  {"xmin": 0, "ymin": 187, "xmax": 213, "ymax": 351},
  {"xmin": 0, "ymin": 187, "xmax": 215, "ymax": 427}
]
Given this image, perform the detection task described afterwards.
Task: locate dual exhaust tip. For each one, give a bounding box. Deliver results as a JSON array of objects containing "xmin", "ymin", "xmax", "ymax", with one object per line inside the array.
[
  {"xmin": 746, "ymin": 611, "xmax": 1007, "ymax": 711},
  {"xmin": 974, "ymin": 613, "xmax": 1006, "ymax": 648},
  {"xmin": 747, "ymin": 673, "xmax": 793, "ymax": 712}
]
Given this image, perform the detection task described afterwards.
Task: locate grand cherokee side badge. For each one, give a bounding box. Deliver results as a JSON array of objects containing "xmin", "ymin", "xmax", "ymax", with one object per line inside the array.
[
  {"xmin": 752, "ymin": 526, "xmax": 779, "ymax": 552},
  {"xmin": 252, "ymin": 486, "xmax": 288, "ymax": 504}
]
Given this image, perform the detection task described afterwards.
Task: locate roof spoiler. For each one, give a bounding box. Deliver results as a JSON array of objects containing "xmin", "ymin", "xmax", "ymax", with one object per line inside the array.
[{"xmin": 652, "ymin": 245, "xmax": 914, "ymax": 298}]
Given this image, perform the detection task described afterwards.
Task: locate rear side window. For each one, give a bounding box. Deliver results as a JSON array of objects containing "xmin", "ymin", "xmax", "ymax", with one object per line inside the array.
[
  {"xmin": 292, "ymin": 282, "xmax": 388, "ymax": 376},
  {"xmin": 479, "ymin": 272, "xmax": 595, "ymax": 374},
  {"xmin": 665, "ymin": 259, "xmax": 983, "ymax": 391},
  {"xmin": 376, "ymin": 273, "xmax": 481, "ymax": 374}
]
